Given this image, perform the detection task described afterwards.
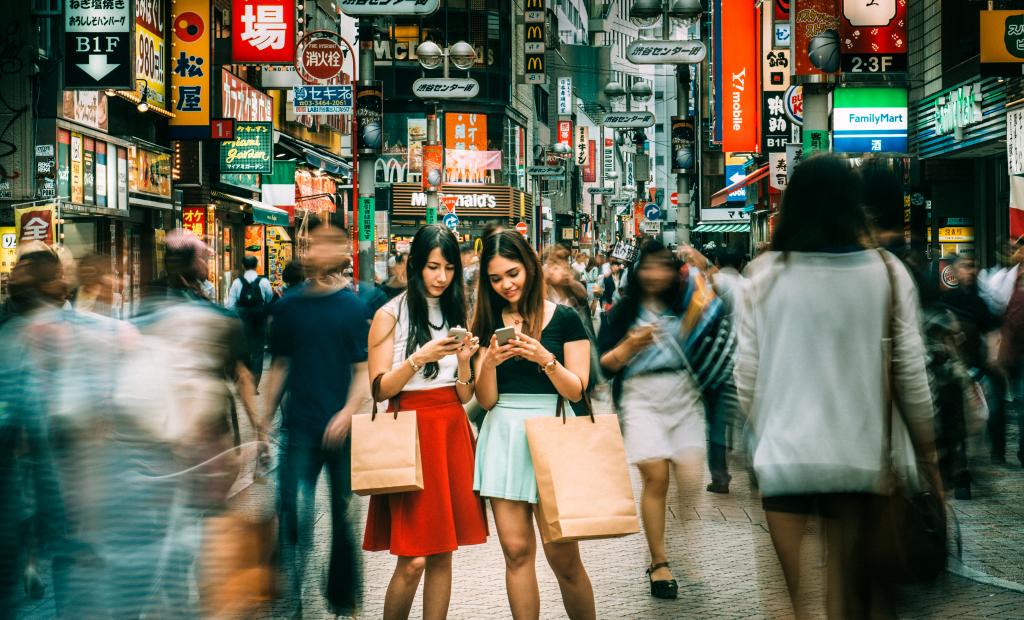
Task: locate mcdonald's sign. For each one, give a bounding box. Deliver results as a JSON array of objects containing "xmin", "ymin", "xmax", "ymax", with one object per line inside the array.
[{"xmin": 522, "ymin": 0, "xmax": 546, "ymax": 84}]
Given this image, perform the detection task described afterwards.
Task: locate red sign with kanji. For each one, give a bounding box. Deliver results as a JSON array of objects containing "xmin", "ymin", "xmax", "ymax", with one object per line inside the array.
[
  {"xmin": 182, "ymin": 206, "xmax": 207, "ymax": 239},
  {"xmin": 232, "ymin": 0, "xmax": 296, "ymax": 64}
]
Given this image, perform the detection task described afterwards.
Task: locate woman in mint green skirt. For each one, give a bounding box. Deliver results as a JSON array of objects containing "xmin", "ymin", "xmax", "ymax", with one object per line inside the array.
[{"xmin": 471, "ymin": 230, "xmax": 595, "ymax": 620}]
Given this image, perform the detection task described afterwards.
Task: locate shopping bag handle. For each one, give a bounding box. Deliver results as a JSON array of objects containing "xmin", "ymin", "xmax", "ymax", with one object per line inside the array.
[
  {"xmin": 371, "ymin": 373, "xmax": 400, "ymax": 421},
  {"xmin": 555, "ymin": 376, "xmax": 595, "ymax": 424}
]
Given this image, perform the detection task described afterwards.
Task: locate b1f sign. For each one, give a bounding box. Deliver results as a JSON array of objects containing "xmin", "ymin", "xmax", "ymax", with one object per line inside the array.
[
  {"xmin": 833, "ymin": 87, "xmax": 908, "ymax": 154},
  {"xmin": 232, "ymin": 0, "xmax": 296, "ymax": 64}
]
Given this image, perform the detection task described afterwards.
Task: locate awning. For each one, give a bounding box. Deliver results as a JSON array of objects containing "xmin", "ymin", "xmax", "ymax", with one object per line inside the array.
[
  {"xmin": 709, "ymin": 165, "xmax": 770, "ymax": 207},
  {"xmin": 253, "ymin": 204, "xmax": 290, "ymax": 226},
  {"xmin": 691, "ymin": 223, "xmax": 751, "ymax": 233},
  {"xmin": 274, "ymin": 131, "xmax": 351, "ymax": 176}
]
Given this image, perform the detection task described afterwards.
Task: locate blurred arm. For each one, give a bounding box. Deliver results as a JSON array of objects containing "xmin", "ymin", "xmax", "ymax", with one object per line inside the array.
[
  {"xmin": 261, "ymin": 357, "xmax": 289, "ymax": 433},
  {"xmin": 890, "ymin": 263, "xmax": 937, "ymax": 452},
  {"xmin": 733, "ymin": 273, "xmax": 759, "ymax": 424},
  {"xmin": 234, "ymin": 361, "xmax": 260, "ymax": 431},
  {"xmin": 260, "ymin": 278, "xmax": 275, "ymax": 303},
  {"xmin": 225, "ymin": 279, "xmax": 241, "ymax": 309}
]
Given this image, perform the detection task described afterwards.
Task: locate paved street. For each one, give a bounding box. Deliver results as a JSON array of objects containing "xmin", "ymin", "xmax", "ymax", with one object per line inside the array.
[{"xmin": 15, "ymin": 395, "xmax": 1024, "ymax": 619}]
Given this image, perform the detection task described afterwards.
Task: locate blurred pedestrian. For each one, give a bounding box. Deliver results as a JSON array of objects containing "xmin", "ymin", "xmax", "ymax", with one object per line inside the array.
[
  {"xmin": 461, "ymin": 243, "xmax": 479, "ymax": 312},
  {"xmin": 598, "ymin": 241, "xmax": 706, "ymax": 599},
  {"xmin": 544, "ymin": 245, "xmax": 602, "ymax": 399},
  {"xmin": 363, "ymin": 225, "xmax": 487, "ymax": 619},
  {"xmin": 382, "ymin": 253, "xmax": 408, "ymax": 300},
  {"xmin": 995, "ymin": 247, "xmax": 1024, "ymax": 467},
  {"xmin": 735, "ymin": 155, "xmax": 939, "ymax": 618},
  {"xmin": 472, "ymin": 230, "xmax": 596, "ymax": 619},
  {"xmin": 262, "ymin": 222, "xmax": 371, "ymax": 617},
  {"xmin": 226, "ymin": 255, "xmax": 274, "ymax": 386},
  {"xmin": 600, "ymin": 260, "xmax": 623, "ymax": 313},
  {"xmin": 73, "ymin": 253, "xmax": 120, "ymax": 317},
  {"xmin": 280, "ymin": 259, "xmax": 306, "ymax": 297}
]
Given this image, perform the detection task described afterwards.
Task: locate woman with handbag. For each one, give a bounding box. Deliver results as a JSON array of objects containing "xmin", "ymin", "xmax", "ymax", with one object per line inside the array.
[
  {"xmin": 598, "ymin": 240, "xmax": 707, "ymax": 600},
  {"xmin": 734, "ymin": 154, "xmax": 942, "ymax": 618},
  {"xmin": 363, "ymin": 225, "xmax": 488, "ymax": 620},
  {"xmin": 472, "ymin": 230, "xmax": 596, "ymax": 620}
]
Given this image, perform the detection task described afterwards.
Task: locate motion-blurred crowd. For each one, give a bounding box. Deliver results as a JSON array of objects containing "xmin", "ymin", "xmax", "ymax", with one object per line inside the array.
[{"xmin": 0, "ymin": 153, "xmax": 1021, "ymax": 619}]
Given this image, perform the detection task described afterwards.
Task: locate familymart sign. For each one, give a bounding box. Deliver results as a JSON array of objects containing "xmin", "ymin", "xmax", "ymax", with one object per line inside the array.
[{"xmin": 934, "ymin": 83, "xmax": 983, "ymax": 140}]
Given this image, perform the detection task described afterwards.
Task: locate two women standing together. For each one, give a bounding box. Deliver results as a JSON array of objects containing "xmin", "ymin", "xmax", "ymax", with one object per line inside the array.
[{"xmin": 364, "ymin": 227, "xmax": 595, "ymax": 619}]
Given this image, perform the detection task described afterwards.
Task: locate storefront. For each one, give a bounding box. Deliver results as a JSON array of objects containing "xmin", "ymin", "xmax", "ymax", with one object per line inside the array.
[
  {"xmin": 388, "ymin": 183, "xmax": 534, "ymax": 252},
  {"xmin": 910, "ymin": 77, "xmax": 1009, "ymax": 267}
]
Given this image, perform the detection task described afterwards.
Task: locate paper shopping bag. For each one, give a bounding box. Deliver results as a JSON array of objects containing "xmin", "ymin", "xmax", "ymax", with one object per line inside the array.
[
  {"xmin": 351, "ymin": 408, "xmax": 423, "ymax": 496},
  {"xmin": 526, "ymin": 413, "xmax": 640, "ymax": 544}
]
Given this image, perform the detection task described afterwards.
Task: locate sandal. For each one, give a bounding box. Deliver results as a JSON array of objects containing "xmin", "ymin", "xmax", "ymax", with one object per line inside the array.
[{"xmin": 646, "ymin": 561, "xmax": 678, "ymax": 600}]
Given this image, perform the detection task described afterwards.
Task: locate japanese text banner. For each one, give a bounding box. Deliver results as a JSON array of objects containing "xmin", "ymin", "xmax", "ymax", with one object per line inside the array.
[{"xmin": 170, "ymin": 0, "xmax": 212, "ymax": 137}]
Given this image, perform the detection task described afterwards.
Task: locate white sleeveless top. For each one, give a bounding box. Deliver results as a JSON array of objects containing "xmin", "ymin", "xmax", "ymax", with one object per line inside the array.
[{"xmin": 382, "ymin": 292, "xmax": 458, "ymax": 391}]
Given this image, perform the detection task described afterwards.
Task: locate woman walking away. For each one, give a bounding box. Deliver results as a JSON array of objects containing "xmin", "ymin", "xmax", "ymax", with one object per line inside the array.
[
  {"xmin": 598, "ymin": 240, "xmax": 707, "ymax": 600},
  {"xmin": 472, "ymin": 231, "xmax": 596, "ymax": 620},
  {"xmin": 364, "ymin": 225, "xmax": 488, "ymax": 620},
  {"xmin": 735, "ymin": 154, "xmax": 940, "ymax": 618}
]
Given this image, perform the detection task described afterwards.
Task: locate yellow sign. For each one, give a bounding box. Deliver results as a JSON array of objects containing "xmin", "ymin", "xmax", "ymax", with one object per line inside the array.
[
  {"xmin": 169, "ymin": 0, "xmax": 211, "ymax": 135},
  {"xmin": 0, "ymin": 226, "xmax": 17, "ymax": 274},
  {"xmin": 981, "ymin": 11, "xmax": 1024, "ymax": 65},
  {"xmin": 136, "ymin": 27, "xmax": 167, "ymax": 110},
  {"xmin": 938, "ymin": 227, "xmax": 974, "ymax": 242},
  {"xmin": 70, "ymin": 132, "xmax": 84, "ymax": 204}
]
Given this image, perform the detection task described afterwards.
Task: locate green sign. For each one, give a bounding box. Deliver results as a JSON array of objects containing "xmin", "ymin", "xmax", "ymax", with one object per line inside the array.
[
  {"xmin": 220, "ymin": 172, "xmax": 260, "ymax": 190},
  {"xmin": 358, "ymin": 196, "xmax": 374, "ymax": 242},
  {"xmin": 220, "ymin": 122, "xmax": 274, "ymax": 174},
  {"xmin": 802, "ymin": 129, "xmax": 830, "ymax": 156},
  {"xmin": 426, "ymin": 206, "xmax": 437, "ymax": 225}
]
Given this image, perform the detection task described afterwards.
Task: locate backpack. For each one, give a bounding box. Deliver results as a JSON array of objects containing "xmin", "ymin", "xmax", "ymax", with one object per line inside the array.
[{"xmin": 236, "ymin": 276, "xmax": 266, "ymax": 309}]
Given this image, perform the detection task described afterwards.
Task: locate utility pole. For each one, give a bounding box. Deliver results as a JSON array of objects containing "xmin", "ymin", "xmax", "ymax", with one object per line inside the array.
[
  {"xmin": 425, "ymin": 108, "xmax": 440, "ymax": 223},
  {"xmin": 356, "ymin": 19, "xmax": 376, "ymax": 292},
  {"xmin": 676, "ymin": 65, "xmax": 691, "ymax": 245}
]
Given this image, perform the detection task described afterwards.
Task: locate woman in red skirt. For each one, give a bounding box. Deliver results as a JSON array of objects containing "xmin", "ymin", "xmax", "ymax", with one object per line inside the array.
[{"xmin": 364, "ymin": 224, "xmax": 488, "ymax": 619}]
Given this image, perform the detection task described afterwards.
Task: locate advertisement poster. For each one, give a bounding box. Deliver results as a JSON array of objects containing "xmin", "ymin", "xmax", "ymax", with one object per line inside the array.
[
  {"xmin": 355, "ymin": 81, "xmax": 384, "ymax": 155},
  {"xmin": 445, "ymin": 149, "xmax": 501, "ymax": 184},
  {"xmin": 793, "ymin": 0, "xmax": 842, "ymax": 77},
  {"xmin": 244, "ymin": 225, "xmax": 266, "ymax": 274},
  {"xmin": 720, "ymin": 0, "xmax": 759, "ymax": 152},
  {"xmin": 671, "ymin": 116, "xmax": 695, "ymax": 173},
  {"xmin": 422, "ymin": 144, "xmax": 443, "ymax": 190},
  {"xmin": 1, "ymin": 226, "xmax": 17, "ymax": 276},
  {"xmin": 445, "ymin": 113, "xmax": 487, "ymax": 151},
  {"xmin": 292, "ymin": 84, "xmax": 353, "ymax": 115},
  {"xmin": 266, "ymin": 226, "xmax": 291, "ymax": 293},
  {"xmin": 83, "ymin": 137, "xmax": 95, "ymax": 205},
  {"xmin": 169, "ymin": 0, "xmax": 212, "ymax": 137},
  {"xmin": 70, "ymin": 132, "xmax": 84, "ymax": 204},
  {"xmin": 980, "ymin": 10, "xmax": 1024, "ymax": 76},
  {"xmin": 15, "ymin": 204, "xmax": 56, "ymax": 244},
  {"xmin": 136, "ymin": 0, "xmax": 168, "ymax": 110},
  {"xmin": 839, "ymin": 0, "xmax": 907, "ymax": 74},
  {"xmin": 129, "ymin": 145, "xmax": 173, "ymax": 197},
  {"xmin": 62, "ymin": 91, "xmax": 108, "ymax": 130},
  {"xmin": 407, "ymin": 119, "xmax": 427, "ymax": 173}
]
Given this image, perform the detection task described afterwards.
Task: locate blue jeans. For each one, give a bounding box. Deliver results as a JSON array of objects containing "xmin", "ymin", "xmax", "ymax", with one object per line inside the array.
[
  {"xmin": 277, "ymin": 422, "xmax": 360, "ymax": 615},
  {"xmin": 703, "ymin": 380, "xmax": 738, "ymax": 485}
]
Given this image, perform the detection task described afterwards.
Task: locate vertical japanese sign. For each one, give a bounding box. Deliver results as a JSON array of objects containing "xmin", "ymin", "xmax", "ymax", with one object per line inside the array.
[
  {"xmin": 170, "ymin": 0, "xmax": 212, "ymax": 137},
  {"xmin": 839, "ymin": 0, "xmax": 907, "ymax": 74},
  {"xmin": 15, "ymin": 205, "xmax": 56, "ymax": 244},
  {"xmin": 792, "ymin": 0, "xmax": 841, "ymax": 76},
  {"xmin": 83, "ymin": 137, "xmax": 95, "ymax": 205},
  {"xmin": 774, "ymin": 0, "xmax": 792, "ymax": 47},
  {"xmin": 523, "ymin": 0, "xmax": 545, "ymax": 84},
  {"xmin": 557, "ymin": 120, "xmax": 573, "ymax": 149},
  {"xmin": 721, "ymin": 0, "xmax": 760, "ymax": 152},
  {"xmin": 136, "ymin": 0, "xmax": 167, "ymax": 111},
  {"xmin": 445, "ymin": 113, "xmax": 487, "ymax": 151},
  {"xmin": 583, "ymin": 140, "xmax": 597, "ymax": 182},
  {"xmin": 70, "ymin": 132, "xmax": 84, "ymax": 204},
  {"xmin": 802, "ymin": 129, "xmax": 830, "ymax": 155},
  {"xmin": 575, "ymin": 125, "xmax": 588, "ymax": 167},
  {"xmin": 604, "ymin": 137, "xmax": 614, "ymax": 179},
  {"xmin": 355, "ymin": 81, "xmax": 383, "ymax": 155},
  {"xmin": 762, "ymin": 93, "xmax": 790, "ymax": 154},
  {"xmin": 232, "ymin": 0, "xmax": 295, "ymax": 64},
  {"xmin": 671, "ymin": 117, "xmax": 695, "ymax": 173},
  {"xmin": 358, "ymin": 197, "xmax": 375, "ymax": 242},
  {"xmin": 558, "ymin": 77, "xmax": 573, "ymax": 115},
  {"xmin": 182, "ymin": 205, "xmax": 206, "ymax": 238}
]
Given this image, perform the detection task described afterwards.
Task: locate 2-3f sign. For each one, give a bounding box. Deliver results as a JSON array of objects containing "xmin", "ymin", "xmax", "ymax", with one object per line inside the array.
[{"xmin": 64, "ymin": 0, "xmax": 134, "ymax": 90}]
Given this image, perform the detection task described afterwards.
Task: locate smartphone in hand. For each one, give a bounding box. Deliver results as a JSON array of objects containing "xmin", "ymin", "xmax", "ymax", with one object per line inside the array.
[
  {"xmin": 495, "ymin": 326, "xmax": 517, "ymax": 346},
  {"xmin": 448, "ymin": 327, "xmax": 468, "ymax": 342}
]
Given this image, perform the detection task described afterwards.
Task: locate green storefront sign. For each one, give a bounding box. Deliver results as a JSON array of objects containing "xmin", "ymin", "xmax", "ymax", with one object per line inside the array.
[
  {"xmin": 220, "ymin": 122, "xmax": 274, "ymax": 174},
  {"xmin": 358, "ymin": 196, "xmax": 374, "ymax": 242},
  {"xmin": 802, "ymin": 129, "xmax": 830, "ymax": 156}
]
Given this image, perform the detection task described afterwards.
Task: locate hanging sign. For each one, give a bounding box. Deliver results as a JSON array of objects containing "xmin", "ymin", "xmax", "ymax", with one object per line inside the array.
[
  {"xmin": 232, "ymin": 0, "xmax": 295, "ymax": 64},
  {"xmin": 219, "ymin": 121, "xmax": 273, "ymax": 174},
  {"xmin": 15, "ymin": 205, "xmax": 56, "ymax": 244},
  {"xmin": 64, "ymin": 0, "xmax": 133, "ymax": 90},
  {"xmin": 626, "ymin": 40, "xmax": 707, "ymax": 64},
  {"xmin": 523, "ymin": 0, "xmax": 546, "ymax": 84},
  {"xmin": 170, "ymin": 0, "xmax": 212, "ymax": 137},
  {"xmin": 793, "ymin": 0, "xmax": 842, "ymax": 77},
  {"xmin": 602, "ymin": 112, "xmax": 656, "ymax": 128},
  {"xmin": 671, "ymin": 116, "xmax": 695, "ymax": 173},
  {"xmin": 720, "ymin": 0, "xmax": 759, "ymax": 151},
  {"xmin": 356, "ymin": 81, "xmax": 384, "ymax": 155},
  {"xmin": 339, "ymin": 0, "xmax": 440, "ymax": 16},
  {"xmin": 527, "ymin": 166, "xmax": 564, "ymax": 177},
  {"xmin": 575, "ymin": 125, "xmax": 589, "ymax": 166},
  {"xmin": 296, "ymin": 30, "xmax": 346, "ymax": 82},
  {"xmin": 762, "ymin": 93, "xmax": 790, "ymax": 153},
  {"xmin": 422, "ymin": 144, "xmax": 443, "ymax": 190},
  {"xmin": 136, "ymin": 0, "xmax": 168, "ymax": 110},
  {"xmin": 558, "ymin": 77, "xmax": 573, "ymax": 114},
  {"xmin": 558, "ymin": 120, "xmax": 573, "ymax": 148},
  {"xmin": 293, "ymin": 84, "xmax": 353, "ymax": 114},
  {"xmin": 839, "ymin": 0, "xmax": 907, "ymax": 74},
  {"xmin": 412, "ymin": 78, "xmax": 480, "ymax": 99},
  {"xmin": 981, "ymin": 10, "xmax": 1024, "ymax": 76}
]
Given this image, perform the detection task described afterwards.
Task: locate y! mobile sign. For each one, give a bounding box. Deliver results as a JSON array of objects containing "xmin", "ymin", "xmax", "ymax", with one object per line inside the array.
[
  {"xmin": 833, "ymin": 87, "xmax": 908, "ymax": 153},
  {"xmin": 720, "ymin": 0, "xmax": 759, "ymax": 152}
]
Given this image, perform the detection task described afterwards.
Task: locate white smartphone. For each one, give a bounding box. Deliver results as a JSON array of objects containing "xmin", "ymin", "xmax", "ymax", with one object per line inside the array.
[
  {"xmin": 495, "ymin": 326, "xmax": 517, "ymax": 346},
  {"xmin": 448, "ymin": 327, "xmax": 468, "ymax": 342}
]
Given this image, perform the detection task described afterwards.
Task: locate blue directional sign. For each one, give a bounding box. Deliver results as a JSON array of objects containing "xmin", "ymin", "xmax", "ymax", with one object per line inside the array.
[
  {"xmin": 644, "ymin": 202, "xmax": 662, "ymax": 221},
  {"xmin": 725, "ymin": 166, "xmax": 746, "ymax": 202},
  {"xmin": 443, "ymin": 212, "xmax": 459, "ymax": 230}
]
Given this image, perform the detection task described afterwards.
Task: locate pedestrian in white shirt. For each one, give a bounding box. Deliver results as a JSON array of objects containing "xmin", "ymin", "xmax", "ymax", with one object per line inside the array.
[{"xmin": 226, "ymin": 255, "xmax": 275, "ymax": 384}]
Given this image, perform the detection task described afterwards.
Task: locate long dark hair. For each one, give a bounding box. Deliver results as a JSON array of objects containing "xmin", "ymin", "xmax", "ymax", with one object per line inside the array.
[
  {"xmin": 404, "ymin": 225, "xmax": 466, "ymax": 379},
  {"xmin": 772, "ymin": 153, "xmax": 868, "ymax": 252},
  {"xmin": 601, "ymin": 240, "xmax": 684, "ymax": 348},
  {"xmin": 472, "ymin": 230, "xmax": 545, "ymax": 345}
]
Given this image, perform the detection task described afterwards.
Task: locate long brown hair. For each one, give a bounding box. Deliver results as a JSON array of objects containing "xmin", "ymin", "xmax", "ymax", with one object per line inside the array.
[{"xmin": 472, "ymin": 230, "xmax": 545, "ymax": 344}]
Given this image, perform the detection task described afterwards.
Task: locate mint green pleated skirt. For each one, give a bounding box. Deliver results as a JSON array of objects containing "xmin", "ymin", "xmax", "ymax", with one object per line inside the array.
[{"xmin": 473, "ymin": 393, "xmax": 567, "ymax": 504}]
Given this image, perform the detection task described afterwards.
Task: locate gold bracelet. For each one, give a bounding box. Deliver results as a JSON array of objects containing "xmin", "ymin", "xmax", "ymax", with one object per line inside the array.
[
  {"xmin": 455, "ymin": 375, "xmax": 473, "ymax": 385},
  {"xmin": 407, "ymin": 356, "xmax": 423, "ymax": 372}
]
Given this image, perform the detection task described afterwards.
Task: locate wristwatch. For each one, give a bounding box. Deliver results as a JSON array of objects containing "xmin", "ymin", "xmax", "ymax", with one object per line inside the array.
[{"xmin": 540, "ymin": 357, "xmax": 558, "ymax": 374}]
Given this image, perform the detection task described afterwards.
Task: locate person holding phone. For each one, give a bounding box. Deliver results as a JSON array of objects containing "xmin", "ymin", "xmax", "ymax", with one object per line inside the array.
[
  {"xmin": 363, "ymin": 225, "xmax": 488, "ymax": 620},
  {"xmin": 598, "ymin": 240, "xmax": 707, "ymax": 601},
  {"xmin": 471, "ymin": 230, "xmax": 596, "ymax": 620}
]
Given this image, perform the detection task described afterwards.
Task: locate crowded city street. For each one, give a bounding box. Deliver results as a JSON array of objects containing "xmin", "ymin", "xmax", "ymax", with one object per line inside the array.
[{"xmin": 4, "ymin": 0, "xmax": 1024, "ymax": 618}]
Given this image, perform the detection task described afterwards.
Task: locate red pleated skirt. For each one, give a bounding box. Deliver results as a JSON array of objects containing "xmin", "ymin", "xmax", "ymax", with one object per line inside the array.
[{"xmin": 363, "ymin": 386, "xmax": 489, "ymax": 556}]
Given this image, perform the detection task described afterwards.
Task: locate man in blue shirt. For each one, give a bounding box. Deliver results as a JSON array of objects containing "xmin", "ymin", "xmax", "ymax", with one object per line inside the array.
[{"xmin": 262, "ymin": 222, "xmax": 370, "ymax": 616}]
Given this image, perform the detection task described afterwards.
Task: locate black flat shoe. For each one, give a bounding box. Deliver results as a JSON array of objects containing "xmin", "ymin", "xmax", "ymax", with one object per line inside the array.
[
  {"xmin": 706, "ymin": 481, "xmax": 730, "ymax": 494},
  {"xmin": 647, "ymin": 562, "xmax": 678, "ymax": 600}
]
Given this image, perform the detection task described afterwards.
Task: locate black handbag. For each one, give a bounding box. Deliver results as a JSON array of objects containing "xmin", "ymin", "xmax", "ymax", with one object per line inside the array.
[{"xmin": 867, "ymin": 250, "xmax": 947, "ymax": 584}]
